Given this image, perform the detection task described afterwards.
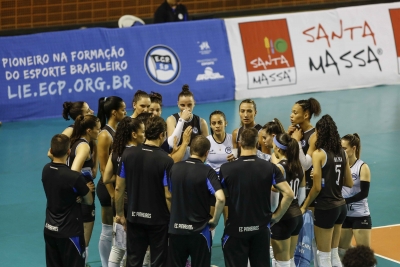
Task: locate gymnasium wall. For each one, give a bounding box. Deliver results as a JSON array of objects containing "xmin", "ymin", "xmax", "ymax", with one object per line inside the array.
[
  {"xmin": 1, "ymin": 2, "xmax": 400, "ymax": 122},
  {"xmin": 0, "ymin": 0, "xmax": 374, "ymax": 31}
]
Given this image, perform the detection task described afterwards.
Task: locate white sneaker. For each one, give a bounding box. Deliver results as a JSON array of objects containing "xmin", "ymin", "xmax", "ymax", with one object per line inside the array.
[{"xmin": 143, "ymin": 251, "xmax": 150, "ymax": 266}]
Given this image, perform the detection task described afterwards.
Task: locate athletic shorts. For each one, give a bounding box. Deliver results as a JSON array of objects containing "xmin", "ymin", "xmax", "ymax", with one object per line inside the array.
[
  {"xmin": 342, "ymin": 215, "xmax": 372, "ymax": 230},
  {"xmin": 96, "ymin": 180, "xmax": 112, "ymax": 207},
  {"xmin": 314, "ymin": 204, "xmax": 347, "ymax": 229},
  {"xmin": 44, "ymin": 232, "xmax": 85, "ymax": 267},
  {"xmin": 82, "ymin": 192, "xmax": 95, "ymax": 223},
  {"xmin": 271, "ymin": 214, "xmax": 303, "ymax": 240}
]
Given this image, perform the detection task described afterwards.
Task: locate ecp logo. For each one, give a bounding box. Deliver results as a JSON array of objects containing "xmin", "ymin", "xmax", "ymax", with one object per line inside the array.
[
  {"xmin": 390, "ymin": 9, "xmax": 400, "ymax": 74},
  {"xmin": 144, "ymin": 45, "xmax": 180, "ymax": 85},
  {"xmin": 239, "ymin": 19, "xmax": 297, "ymax": 89}
]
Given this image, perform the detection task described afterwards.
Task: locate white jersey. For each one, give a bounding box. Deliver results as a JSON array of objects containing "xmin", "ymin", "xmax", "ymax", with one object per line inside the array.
[
  {"xmin": 257, "ymin": 150, "xmax": 271, "ymax": 162},
  {"xmin": 342, "ymin": 159, "xmax": 370, "ymax": 217},
  {"xmin": 206, "ymin": 133, "xmax": 233, "ymax": 174}
]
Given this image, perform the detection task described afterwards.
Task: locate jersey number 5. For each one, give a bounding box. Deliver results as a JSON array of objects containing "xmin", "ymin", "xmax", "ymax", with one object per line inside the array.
[{"xmin": 335, "ymin": 164, "xmax": 341, "ymax": 186}]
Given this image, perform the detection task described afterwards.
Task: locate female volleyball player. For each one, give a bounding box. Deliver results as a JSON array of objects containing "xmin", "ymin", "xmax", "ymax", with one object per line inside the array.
[
  {"xmin": 68, "ymin": 114, "xmax": 101, "ymax": 265},
  {"xmin": 270, "ymin": 133, "xmax": 305, "ymax": 267},
  {"xmin": 300, "ymin": 115, "xmax": 352, "ymax": 267},
  {"xmin": 232, "ymin": 99, "xmax": 262, "ymax": 158},
  {"xmin": 131, "ymin": 90, "xmax": 151, "ymax": 118},
  {"xmin": 338, "ymin": 133, "xmax": 372, "ymax": 257},
  {"xmin": 103, "ymin": 117, "xmax": 145, "ymax": 267},
  {"xmin": 149, "ymin": 91, "xmax": 163, "ymax": 117},
  {"xmin": 166, "ymin": 84, "xmax": 208, "ymax": 160},
  {"xmin": 96, "ymin": 96, "xmax": 127, "ymax": 267}
]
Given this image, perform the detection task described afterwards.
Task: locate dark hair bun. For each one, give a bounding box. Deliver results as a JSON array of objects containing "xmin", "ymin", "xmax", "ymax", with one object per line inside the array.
[{"xmin": 182, "ymin": 84, "xmax": 190, "ymax": 92}]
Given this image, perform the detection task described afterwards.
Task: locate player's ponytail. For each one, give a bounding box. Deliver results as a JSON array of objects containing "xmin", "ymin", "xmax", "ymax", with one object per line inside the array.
[
  {"xmin": 275, "ymin": 133, "xmax": 302, "ymax": 176},
  {"xmin": 97, "ymin": 96, "xmax": 124, "ymax": 128},
  {"xmin": 295, "ymin": 98, "xmax": 321, "ymax": 119},
  {"xmin": 62, "ymin": 101, "xmax": 84, "ymax": 121},
  {"xmin": 262, "ymin": 118, "xmax": 285, "ymax": 135}
]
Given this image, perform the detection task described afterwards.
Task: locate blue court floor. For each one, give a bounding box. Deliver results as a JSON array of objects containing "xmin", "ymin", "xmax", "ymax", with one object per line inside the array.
[{"xmin": 0, "ymin": 85, "xmax": 399, "ymax": 266}]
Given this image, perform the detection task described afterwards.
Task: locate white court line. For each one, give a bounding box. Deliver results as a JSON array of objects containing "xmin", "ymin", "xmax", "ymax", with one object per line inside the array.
[
  {"xmin": 372, "ymin": 224, "xmax": 400, "ymax": 229},
  {"xmin": 375, "ymin": 253, "xmax": 400, "ymax": 265}
]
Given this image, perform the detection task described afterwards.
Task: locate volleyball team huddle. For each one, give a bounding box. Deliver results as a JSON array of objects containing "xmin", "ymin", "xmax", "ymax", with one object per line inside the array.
[{"xmin": 42, "ymin": 84, "xmax": 371, "ymax": 267}]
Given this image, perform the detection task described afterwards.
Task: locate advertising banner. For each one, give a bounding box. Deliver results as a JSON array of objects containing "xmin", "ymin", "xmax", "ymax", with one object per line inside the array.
[
  {"xmin": 225, "ymin": 3, "xmax": 400, "ymax": 100},
  {"xmin": 0, "ymin": 19, "xmax": 235, "ymax": 122}
]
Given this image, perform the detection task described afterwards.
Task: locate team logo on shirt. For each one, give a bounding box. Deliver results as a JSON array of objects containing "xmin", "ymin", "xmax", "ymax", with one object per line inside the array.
[
  {"xmin": 144, "ymin": 45, "xmax": 181, "ymax": 85},
  {"xmin": 301, "ymin": 140, "xmax": 306, "ymax": 147},
  {"xmin": 225, "ymin": 147, "xmax": 232, "ymax": 154},
  {"xmin": 352, "ymin": 173, "xmax": 358, "ymax": 180},
  {"xmin": 192, "ymin": 127, "xmax": 199, "ymax": 134}
]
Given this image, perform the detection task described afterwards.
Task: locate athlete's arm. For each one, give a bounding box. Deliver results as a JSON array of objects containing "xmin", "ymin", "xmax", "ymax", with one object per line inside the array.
[
  {"xmin": 75, "ymin": 175, "xmax": 94, "ymax": 205},
  {"xmin": 343, "ymin": 152, "xmax": 353, "ymax": 188},
  {"xmin": 169, "ymin": 126, "xmax": 192, "ymax": 163},
  {"xmin": 91, "ymin": 141, "xmax": 98, "ymax": 178},
  {"xmin": 200, "ymin": 118, "xmax": 209, "ymax": 137},
  {"xmin": 103, "ymin": 154, "xmax": 115, "ymax": 184},
  {"xmin": 167, "ymin": 110, "xmax": 191, "ymax": 147},
  {"xmin": 271, "ymin": 181, "xmax": 294, "ymax": 225},
  {"xmin": 209, "ymin": 189, "xmax": 225, "ymax": 230},
  {"xmin": 61, "ymin": 127, "xmax": 73, "ymax": 137},
  {"xmin": 115, "ymin": 175, "xmax": 126, "ymax": 229},
  {"xmin": 164, "ymin": 186, "xmax": 172, "ymax": 212},
  {"xmin": 301, "ymin": 149, "xmax": 324, "ymax": 212},
  {"xmin": 70, "ymin": 143, "xmax": 91, "ymax": 172},
  {"xmin": 97, "ymin": 131, "xmax": 115, "ymax": 199},
  {"xmin": 82, "ymin": 190, "xmax": 94, "ymax": 205},
  {"xmin": 297, "ymin": 132, "xmax": 316, "ymax": 170},
  {"xmin": 298, "ymin": 172, "xmax": 306, "ymax": 206},
  {"xmin": 346, "ymin": 164, "xmax": 370, "ymax": 204},
  {"xmin": 232, "ymin": 129, "xmax": 238, "ymax": 149}
]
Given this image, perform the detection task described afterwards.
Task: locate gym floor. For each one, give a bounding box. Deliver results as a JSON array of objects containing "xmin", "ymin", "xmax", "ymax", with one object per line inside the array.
[{"xmin": 1, "ymin": 85, "xmax": 399, "ymax": 266}]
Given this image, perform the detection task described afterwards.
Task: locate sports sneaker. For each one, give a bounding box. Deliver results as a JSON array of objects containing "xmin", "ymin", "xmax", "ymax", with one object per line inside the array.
[{"xmin": 143, "ymin": 251, "xmax": 150, "ymax": 266}]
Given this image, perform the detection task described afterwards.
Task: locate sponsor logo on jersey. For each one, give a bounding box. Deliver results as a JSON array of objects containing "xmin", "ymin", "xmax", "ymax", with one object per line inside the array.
[
  {"xmin": 352, "ymin": 173, "xmax": 358, "ymax": 180},
  {"xmin": 225, "ymin": 147, "xmax": 232, "ymax": 154},
  {"xmin": 196, "ymin": 67, "xmax": 224, "ymax": 81},
  {"xmin": 45, "ymin": 223, "xmax": 59, "ymax": 232},
  {"xmin": 132, "ymin": 211, "xmax": 152, "ymax": 218},
  {"xmin": 239, "ymin": 225, "xmax": 259, "ymax": 232},
  {"xmin": 174, "ymin": 223, "xmax": 194, "ymax": 230},
  {"xmin": 238, "ymin": 19, "xmax": 297, "ymax": 89},
  {"xmin": 144, "ymin": 45, "xmax": 180, "ymax": 85},
  {"xmin": 192, "ymin": 127, "xmax": 199, "ymax": 134},
  {"xmin": 301, "ymin": 140, "xmax": 306, "ymax": 147}
]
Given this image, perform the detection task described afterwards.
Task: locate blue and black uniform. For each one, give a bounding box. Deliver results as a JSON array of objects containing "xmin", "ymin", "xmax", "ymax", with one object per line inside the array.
[
  {"xmin": 67, "ymin": 138, "xmax": 95, "ymax": 222},
  {"xmin": 168, "ymin": 157, "xmax": 222, "ymax": 267},
  {"xmin": 271, "ymin": 160, "xmax": 303, "ymax": 240},
  {"xmin": 118, "ymin": 144, "xmax": 173, "ymax": 267},
  {"xmin": 42, "ymin": 162, "xmax": 89, "ymax": 267},
  {"xmin": 220, "ymin": 155, "xmax": 285, "ymax": 267}
]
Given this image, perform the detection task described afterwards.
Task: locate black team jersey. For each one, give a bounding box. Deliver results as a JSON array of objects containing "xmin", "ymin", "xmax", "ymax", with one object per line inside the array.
[
  {"xmin": 168, "ymin": 158, "xmax": 222, "ymax": 235},
  {"xmin": 220, "ymin": 155, "xmax": 285, "ymax": 237},
  {"xmin": 276, "ymin": 160, "xmax": 303, "ymax": 220},
  {"xmin": 172, "ymin": 113, "xmax": 202, "ymax": 146},
  {"xmin": 42, "ymin": 162, "xmax": 89, "ymax": 238},
  {"xmin": 314, "ymin": 148, "xmax": 347, "ymax": 210},
  {"xmin": 118, "ymin": 144, "xmax": 174, "ymax": 225},
  {"xmin": 67, "ymin": 138, "xmax": 94, "ymax": 183}
]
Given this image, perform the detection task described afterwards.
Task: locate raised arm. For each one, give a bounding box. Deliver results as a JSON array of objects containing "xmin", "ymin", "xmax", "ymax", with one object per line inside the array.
[{"xmin": 200, "ymin": 118, "xmax": 209, "ymax": 137}]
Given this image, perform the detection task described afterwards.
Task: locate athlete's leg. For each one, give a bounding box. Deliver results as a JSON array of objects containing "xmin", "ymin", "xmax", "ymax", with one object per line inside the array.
[
  {"xmin": 99, "ymin": 207, "xmax": 113, "ymax": 267},
  {"xmin": 249, "ymin": 228, "xmax": 271, "ymax": 267},
  {"xmin": 222, "ymin": 234, "xmax": 249, "ymax": 267},
  {"xmin": 353, "ymin": 229, "xmax": 371, "ymax": 247},
  {"xmin": 148, "ymin": 224, "xmax": 169, "ymax": 267}
]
